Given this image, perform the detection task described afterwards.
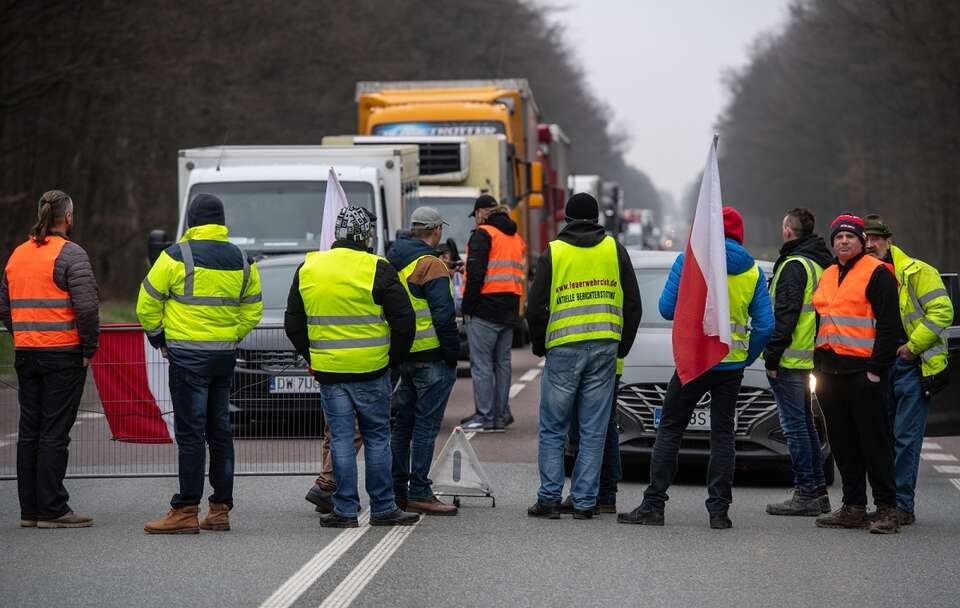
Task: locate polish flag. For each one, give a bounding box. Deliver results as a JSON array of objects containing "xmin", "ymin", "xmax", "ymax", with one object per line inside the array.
[
  {"xmin": 90, "ymin": 325, "xmax": 174, "ymax": 443},
  {"xmin": 319, "ymin": 167, "xmax": 349, "ymax": 251},
  {"xmin": 672, "ymin": 137, "xmax": 730, "ymax": 384}
]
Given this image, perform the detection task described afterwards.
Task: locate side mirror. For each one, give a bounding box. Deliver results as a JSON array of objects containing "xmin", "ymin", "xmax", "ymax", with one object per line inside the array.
[{"xmin": 148, "ymin": 229, "xmax": 172, "ymax": 265}]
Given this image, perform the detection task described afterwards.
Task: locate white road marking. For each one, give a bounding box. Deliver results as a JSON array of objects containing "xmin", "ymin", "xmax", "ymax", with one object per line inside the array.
[
  {"xmin": 318, "ymin": 521, "xmax": 420, "ymax": 608},
  {"xmin": 950, "ymin": 479, "xmax": 960, "ymax": 493},
  {"xmin": 934, "ymin": 465, "xmax": 960, "ymax": 474},
  {"xmin": 509, "ymin": 383, "xmax": 525, "ymax": 399},
  {"xmin": 77, "ymin": 412, "xmax": 105, "ymax": 419},
  {"xmin": 5, "ymin": 432, "xmax": 18, "ymax": 438},
  {"xmin": 0, "ymin": 440, "xmax": 13, "ymax": 449},
  {"xmin": 259, "ymin": 512, "xmax": 371, "ymax": 608},
  {"xmin": 922, "ymin": 441, "xmax": 943, "ymax": 451},
  {"xmin": 537, "ymin": 359, "xmax": 545, "ymax": 368},
  {"xmin": 520, "ymin": 368, "xmax": 540, "ymax": 383},
  {"xmin": 920, "ymin": 453, "xmax": 958, "ymax": 462}
]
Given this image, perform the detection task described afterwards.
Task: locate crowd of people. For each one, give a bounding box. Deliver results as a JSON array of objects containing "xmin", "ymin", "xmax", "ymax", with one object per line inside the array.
[{"xmin": 0, "ymin": 188, "xmax": 951, "ymax": 536}]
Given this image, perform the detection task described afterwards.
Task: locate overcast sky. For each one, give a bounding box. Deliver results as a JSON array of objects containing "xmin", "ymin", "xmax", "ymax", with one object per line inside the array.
[{"xmin": 542, "ymin": 0, "xmax": 791, "ymax": 203}]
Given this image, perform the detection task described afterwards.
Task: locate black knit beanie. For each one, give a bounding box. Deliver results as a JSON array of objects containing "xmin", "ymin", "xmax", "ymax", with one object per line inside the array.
[
  {"xmin": 187, "ymin": 193, "xmax": 226, "ymax": 227},
  {"xmin": 565, "ymin": 193, "xmax": 599, "ymax": 222}
]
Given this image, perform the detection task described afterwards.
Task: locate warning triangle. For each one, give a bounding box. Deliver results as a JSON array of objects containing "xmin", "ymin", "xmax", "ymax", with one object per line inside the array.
[{"xmin": 429, "ymin": 426, "xmax": 493, "ymax": 497}]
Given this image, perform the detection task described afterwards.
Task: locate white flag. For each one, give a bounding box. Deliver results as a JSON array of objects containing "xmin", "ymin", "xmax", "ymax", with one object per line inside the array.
[{"xmin": 319, "ymin": 167, "xmax": 349, "ymax": 251}]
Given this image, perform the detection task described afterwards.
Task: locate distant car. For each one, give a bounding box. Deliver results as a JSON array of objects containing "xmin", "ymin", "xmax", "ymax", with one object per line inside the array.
[
  {"xmin": 230, "ymin": 254, "xmax": 322, "ymax": 428},
  {"xmin": 569, "ymin": 249, "xmax": 834, "ymax": 483}
]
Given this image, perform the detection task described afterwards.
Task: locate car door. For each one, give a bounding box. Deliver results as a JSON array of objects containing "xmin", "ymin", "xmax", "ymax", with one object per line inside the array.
[{"xmin": 925, "ymin": 272, "xmax": 960, "ymax": 437}]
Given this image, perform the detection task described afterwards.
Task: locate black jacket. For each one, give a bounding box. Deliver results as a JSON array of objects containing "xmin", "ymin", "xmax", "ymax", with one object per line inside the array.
[
  {"xmin": 0, "ymin": 232, "xmax": 100, "ymax": 359},
  {"xmin": 764, "ymin": 234, "xmax": 834, "ymax": 370},
  {"xmin": 386, "ymin": 235, "xmax": 459, "ymax": 365},
  {"xmin": 814, "ymin": 252, "xmax": 901, "ymax": 376},
  {"xmin": 284, "ymin": 241, "xmax": 415, "ymax": 384},
  {"xmin": 462, "ymin": 212, "xmax": 521, "ymax": 325},
  {"xmin": 526, "ymin": 221, "xmax": 642, "ymax": 358}
]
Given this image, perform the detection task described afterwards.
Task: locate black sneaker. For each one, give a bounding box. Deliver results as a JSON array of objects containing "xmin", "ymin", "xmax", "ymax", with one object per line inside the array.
[
  {"xmin": 617, "ymin": 506, "xmax": 664, "ymax": 526},
  {"xmin": 460, "ymin": 413, "xmax": 479, "ymax": 425},
  {"xmin": 306, "ymin": 485, "xmax": 334, "ymax": 515},
  {"xmin": 573, "ymin": 508, "xmax": 595, "ymax": 520},
  {"xmin": 463, "ymin": 420, "xmax": 501, "ymax": 433},
  {"xmin": 709, "ymin": 512, "xmax": 733, "ymax": 529},
  {"xmin": 559, "ymin": 495, "xmax": 575, "ymax": 514},
  {"xmin": 503, "ymin": 412, "xmax": 515, "ymax": 428},
  {"xmin": 319, "ymin": 512, "xmax": 358, "ymax": 528},
  {"xmin": 370, "ymin": 509, "xmax": 421, "ymax": 527},
  {"xmin": 765, "ymin": 489, "xmax": 822, "ymax": 516},
  {"xmin": 527, "ymin": 500, "xmax": 562, "ymax": 519}
]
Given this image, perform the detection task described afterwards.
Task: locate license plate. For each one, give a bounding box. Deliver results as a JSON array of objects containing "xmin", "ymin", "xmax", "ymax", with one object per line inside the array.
[
  {"xmin": 654, "ymin": 407, "xmax": 711, "ymax": 431},
  {"xmin": 269, "ymin": 376, "xmax": 322, "ymax": 394}
]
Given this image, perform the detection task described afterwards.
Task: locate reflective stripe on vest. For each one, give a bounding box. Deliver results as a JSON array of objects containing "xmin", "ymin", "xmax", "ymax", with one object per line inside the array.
[
  {"xmin": 169, "ymin": 242, "xmax": 253, "ymax": 307},
  {"xmin": 398, "ymin": 255, "xmax": 441, "ymax": 353},
  {"xmin": 476, "ymin": 224, "xmax": 525, "ymax": 296},
  {"xmin": 812, "ymin": 255, "xmax": 885, "ymax": 358},
  {"xmin": 723, "ymin": 263, "xmax": 761, "ymax": 363},
  {"xmin": 770, "ymin": 256, "xmax": 823, "ymax": 369},
  {"xmin": 545, "ymin": 236, "xmax": 623, "ymax": 350},
  {"xmin": 300, "ymin": 248, "xmax": 390, "ymax": 374},
  {"xmin": 4, "ymin": 236, "xmax": 81, "ymax": 349},
  {"xmin": 903, "ymin": 268, "xmax": 949, "ymax": 375}
]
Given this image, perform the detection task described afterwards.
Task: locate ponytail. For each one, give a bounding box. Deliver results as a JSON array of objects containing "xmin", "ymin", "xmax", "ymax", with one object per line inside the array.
[{"xmin": 30, "ymin": 190, "xmax": 72, "ymax": 245}]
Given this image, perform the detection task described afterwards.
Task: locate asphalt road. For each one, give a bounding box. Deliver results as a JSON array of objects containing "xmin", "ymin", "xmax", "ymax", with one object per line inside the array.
[{"xmin": 3, "ymin": 349, "xmax": 960, "ymax": 607}]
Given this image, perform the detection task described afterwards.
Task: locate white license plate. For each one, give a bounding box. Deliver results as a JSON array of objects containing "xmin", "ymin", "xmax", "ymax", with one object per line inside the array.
[
  {"xmin": 269, "ymin": 376, "xmax": 322, "ymax": 394},
  {"xmin": 654, "ymin": 407, "xmax": 711, "ymax": 431}
]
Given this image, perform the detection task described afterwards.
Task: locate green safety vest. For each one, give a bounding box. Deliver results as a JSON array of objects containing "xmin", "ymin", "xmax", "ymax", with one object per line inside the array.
[
  {"xmin": 136, "ymin": 224, "xmax": 263, "ymax": 350},
  {"xmin": 769, "ymin": 256, "xmax": 823, "ymax": 369},
  {"xmin": 299, "ymin": 248, "xmax": 390, "ymax": 374},
  {"xmin": 545, "ymin": 236, "xmax": 624, "ymax": 350},
  {"xmin": 398, "ymin": 255, "xmax": 441, "ymax": 353},
  {"xmin": 723, "ymin": 263, "xmax": 761, "ymax": 364},
  {"xmin": 891, "ymin": 245, "xmax": 953, "ymax": 377}
]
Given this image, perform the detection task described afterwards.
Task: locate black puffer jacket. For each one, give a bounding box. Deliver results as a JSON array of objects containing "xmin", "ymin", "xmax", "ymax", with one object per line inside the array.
[
  {"xmin": 0, "ymin": 232, "xmax": 100, "ymax": 358},
  {"xmin": 763, "ymin": 234, "xmax": 833, "ymax": 370},
  {"xmin": 526, "ymin": 221, "xmax": 642, "ymax": 358},
  {"xmin": 462, "ymin": 212, "xmax": 521, "ymax": 325}
]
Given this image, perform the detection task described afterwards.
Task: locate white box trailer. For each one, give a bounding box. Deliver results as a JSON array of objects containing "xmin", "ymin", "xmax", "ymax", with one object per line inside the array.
[{"xmin": 159, "ymin": 145, "xmax": 419, "ymax": 258}]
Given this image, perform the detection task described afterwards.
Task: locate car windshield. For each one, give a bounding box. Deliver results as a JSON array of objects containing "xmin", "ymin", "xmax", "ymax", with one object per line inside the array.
[
  {"xmin": 635, "ymin": 268, "xmax": 672, "ymax": 328},
  {"xmin": 186, "ymin": 181, "xmax": 375, "ymax": 251},
  {"xmin": 257, "ymin": 263, "xmax": 300, "ymax": 310},
  {"xmin": 406, "ymin": 196, "xmax": 475, "ymax": 253}
]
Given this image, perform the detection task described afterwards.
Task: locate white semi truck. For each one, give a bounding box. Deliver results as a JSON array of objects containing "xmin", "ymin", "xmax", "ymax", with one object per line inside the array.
[{"xmin": 149, "ymin": 145, "xmax": 420, "ymax": 261}]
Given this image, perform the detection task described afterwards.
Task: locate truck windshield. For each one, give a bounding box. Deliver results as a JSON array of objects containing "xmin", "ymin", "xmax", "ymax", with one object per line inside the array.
[
  {"xmin": 372, "ymin": 121, "xmax": 505, "ymax": 137},
  {"xmin": 407, "ymin": 197, "xmax": 475, "ymax": 253},
  {"xmin": 186, "ymin": 181, "xmax": 375, "ymax": 251}
]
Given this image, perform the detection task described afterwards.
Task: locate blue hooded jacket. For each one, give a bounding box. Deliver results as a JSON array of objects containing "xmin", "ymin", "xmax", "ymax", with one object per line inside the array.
[
  {"xmin": 659, "ymin": 238, "xmax": 774, "ymax": 370},
  {"xmin": 386, "ymin": 236, "xmax": 459, "ymax": 363}
]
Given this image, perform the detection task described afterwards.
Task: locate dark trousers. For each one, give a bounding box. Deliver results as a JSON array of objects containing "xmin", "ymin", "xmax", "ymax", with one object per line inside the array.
[
  {"xmin": 816, "ymin": 370, "xmax": 896, "ymax": 507},
  {"xmin": 15, "ymin": 350, "xmax": 86, "ymax": 521},
  {"xmin": 169, "ymin": 363, "xmax": 235, "ymax": 509},
  {"xmin": 642, "ymin": 369, "xmax": 743, "ymax": 514},
  {"xmin": 568, "ymin": 375, "xmax": 623, "ymax": 504}
]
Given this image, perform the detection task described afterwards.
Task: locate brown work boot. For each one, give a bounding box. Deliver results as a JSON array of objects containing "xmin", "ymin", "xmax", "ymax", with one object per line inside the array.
[
  {"xmin": 815, "ymin": 504, "xmax": 869, "ymax": 529},
  {"xmin": 37, "ymin": 511, "xmax": 94, "ymax": 529},
  {"xmin": 144, "ymin": 506, "xmax": 200, "ymax": 534},
  {"xmin": 405, "ymin": 496, "xmax": 458, "ymax": 516},
  {"xmin": 868, "ymin": 505, "xmax": 901, "ymax": 535},
  {"xmin": 199, "ymin": 503, "xmax": 231, "ymax": 531}
]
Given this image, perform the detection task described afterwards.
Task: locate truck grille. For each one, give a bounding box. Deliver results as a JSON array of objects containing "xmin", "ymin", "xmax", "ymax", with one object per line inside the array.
[
  {"xmin": 617, "ymin": 383, "xmax": 778, "ymax": 436},
  {"xmin": 236, "ymin": 349, "xmax": 309, "ymax": 374},
  {"xmin": 417, "ymin": 142, "xmax": 466, "ymax": 177}
]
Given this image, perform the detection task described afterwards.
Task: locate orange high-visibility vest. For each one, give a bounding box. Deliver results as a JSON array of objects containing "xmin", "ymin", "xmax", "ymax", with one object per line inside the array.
[
  {"xmin": 812, "ymin": 254, "xmax": 886, "ymax": 358},
  {"xmin": 4, "ymin": 236, "xmax": 80, "ymax": 349},
  {"xmin": 475, "ymin": 224, "xmax": 526, "ymax": 296}
]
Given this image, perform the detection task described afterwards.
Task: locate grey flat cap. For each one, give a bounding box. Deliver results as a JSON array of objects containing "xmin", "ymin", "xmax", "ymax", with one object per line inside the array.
[{"xmin": 410, "ymin": 206, "xmax": 448, "ymax": 229}]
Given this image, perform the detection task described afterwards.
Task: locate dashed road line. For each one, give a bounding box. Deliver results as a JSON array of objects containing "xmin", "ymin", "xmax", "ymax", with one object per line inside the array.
[
  {"xmin": 934, "ymin": 465, "xmax": 960, "ymax": 474},
  {"xmin": 318, "ymin": 521, "xmax": 421, "ymax": 608},
  {"xmin": 0, "ymin": 440, "xmax": 13, "ymax": 449},
  {"xmin": 921, "ymin": 441, "xmax": 942, "ymax": 451},
  {"xmin": 77, "ymin": 412, "xmax": 105, "ymax": 419},
  {"xmin": 259, "ymin": 512, "xmax": 371, "ymax": 608},
  {"xmin": 509, "ymin": 383, "xmax": 526, "ymax": 399},
  {"xmin": 519, "ymin": 368, "xmax": 540, "ymax": 383},
  {"xmin": 950, "ymin": 479, "xmax": 960, "ymax": 493},
  {"xmin": 921, "ymin": 453, "xmax": 958, "ymax": 462},
  {"xmin": 5, "ymin": 432, "xmax": 18, "ymax": 438},
  {"xmin": 537, "ymin": 359, "xmax": 545, "ymax": 368}
]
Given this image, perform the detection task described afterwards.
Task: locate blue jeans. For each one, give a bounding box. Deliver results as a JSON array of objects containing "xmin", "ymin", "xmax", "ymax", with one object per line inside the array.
[
  {"xmin": 169, "ymin": 363, "xmax": 234, "ymax": 509},
  {"xmin": 887, "ymin": 358, "xmax": 930, "ymax": 513},
  {"xmin": 537, "ymin": 341, "xmax": 617, "ymax": 510},
  {"xmin": 768, "ymin": 368, "xmax": 826, "ymax": 493},
  {"xmin": 392, "ymin": 360, "xmax": 457, "ymax": 500},
  {"xmin": 567, "ymin": 376, "xmax": 622, "ymax": 504},
  {"xmin": 466, "ymin": 317, "xmax": 513, "ymax": 425},
  {"xmin": 320, "ymin": 372, "xmax": 397, "ymax": 518}
]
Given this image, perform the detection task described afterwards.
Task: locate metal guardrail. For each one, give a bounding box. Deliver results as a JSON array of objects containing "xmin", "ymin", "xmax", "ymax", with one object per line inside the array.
[{"xmin": 1, "ymin": 325, "xmax": 325, "ymax": 479}]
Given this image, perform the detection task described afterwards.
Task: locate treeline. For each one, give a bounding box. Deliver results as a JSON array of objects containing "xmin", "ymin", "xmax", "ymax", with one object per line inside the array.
[
  {"xmin": 717, "ymin": 0, "xmax": 960, "ymax": 269},
  {"xmin": 0, "ymin": 0, "xmax": 662, "ymax": 297}
]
